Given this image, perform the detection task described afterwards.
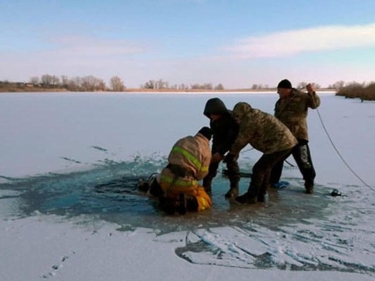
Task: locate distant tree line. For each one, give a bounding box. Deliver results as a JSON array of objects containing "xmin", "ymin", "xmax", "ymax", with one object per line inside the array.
[
  {"xmin": 28, "ymin": 74, "xmax": 125, "ymax": 92},
  {"xmin": 335, "ymin": 81, "xmax": 375, "ymax": 101},
  {"xmin": 0, "ymin": 75, "xmax": 374, "ymax": 99},
  {"xmin": 140, "ymin": 79, "xmax": 225, "ymax": 91}
]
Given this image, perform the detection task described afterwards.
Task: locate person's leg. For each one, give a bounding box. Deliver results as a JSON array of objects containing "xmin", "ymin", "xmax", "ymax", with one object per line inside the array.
[
  {"xmin": 202, "ymin": 161, "xmax": 219, "ymax": 193},
  {"xmin": 259, "ymin": 149, "xmax": 293, "ymax": 201},
  {"xmin": 269, "ymin": 149, "xmax": 292, "ymax": 186},
  {"xmin": 237, "ymin": 149, "xmax": 292, "ymax": 204},
  {"xmin": 236, "ymin": 154, "xmax": 269, "ymax": 203},
  {"xmin": 224, "ymin": 157, "xmax": 240, "ymax": 198},
  {"xmin": 149, "ymin": 177, "xmax": 164, "ymax": 197},
  {"xmin": 158, "ymin": 195, "xmax": 177, "ymax": 215},
  {"xmin": 292, "ymin": 140, "xmax": 316, "ymax": 193},
  {"xmin": 181, "ymin": 186, "xmax": 212, "ymax": 212}
]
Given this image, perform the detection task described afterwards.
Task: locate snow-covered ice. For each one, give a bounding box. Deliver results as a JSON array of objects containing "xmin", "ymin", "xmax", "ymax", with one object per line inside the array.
[{"xmin": 1, "ymin": 92, "xmax": 374, "ymax": 280}]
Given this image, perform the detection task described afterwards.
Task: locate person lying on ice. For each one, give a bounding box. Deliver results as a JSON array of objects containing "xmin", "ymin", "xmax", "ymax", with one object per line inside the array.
[{"xmin": 137, "ymin": 127, "xmax": 213, "ymax": 215}]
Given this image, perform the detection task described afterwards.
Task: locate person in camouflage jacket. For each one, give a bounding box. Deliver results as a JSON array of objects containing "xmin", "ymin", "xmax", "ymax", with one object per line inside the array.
[
  {"xmin": 270, "ymin": 79, "xmax": 321, "ymax": 194},
  {"xmin": 224, "ymin": 102, "xmax": 297, "ymax": 204}
]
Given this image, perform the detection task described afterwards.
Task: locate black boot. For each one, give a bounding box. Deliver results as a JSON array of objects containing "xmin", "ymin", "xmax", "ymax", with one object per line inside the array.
[
  {"xmin": 159, "ymin": 196, "xmax": 176, "ymax": 215},
  {"xmin": 257, "ymin": 193, "xmax": 266, "ymax": 202},
  {"xmin": 235, "ymin": 192, "xmax": 257, "ymax": 204},
  {"xmin": 186, "ymin": 196, "xmax": 199, "ymax": 212},
  {"xmin": 225, "ymin": 185, "xmax": 239, "ymax": 199},
  {"xmin": 305, "ymin": 182, "xmax": 314, "ymax": 194},
  {"xmin": 176, "ymin": 193, "xmax": 187, "ymax": 215}
]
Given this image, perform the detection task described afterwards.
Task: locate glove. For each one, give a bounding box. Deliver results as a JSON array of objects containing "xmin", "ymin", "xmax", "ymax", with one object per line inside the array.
[{"xmin": 223, "ymin": 153, "xmax": 236, "ymax": 163}]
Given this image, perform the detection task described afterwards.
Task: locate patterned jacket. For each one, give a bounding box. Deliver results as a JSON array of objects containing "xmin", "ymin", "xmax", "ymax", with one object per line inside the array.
[
  {"xmin": 274, "ymin": 88, "xmax": 320, "ymax": 141},
  {"xmin": 158, "ymin": 132, "xmax": 212, "ymax": 193},
  {"xmin": 230, "ymin": 102, "xmax": 297, "ymax": 155}
]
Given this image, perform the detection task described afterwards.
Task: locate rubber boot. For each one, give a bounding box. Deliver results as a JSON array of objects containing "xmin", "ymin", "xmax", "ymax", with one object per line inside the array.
[
  {"xmin": 235, "ymin": 192, "xmax": 257, "ymax": 204},
  {"xmin": 224, "ymin": 184, "xmax": 239, "ymax": 199},
  {"xmin": 305, "ymin": 181, "xmax": 314, "ymax": 194},
  {"xmin": 257, "ymin": 193, "xmax": 266, "ymax": 202}
]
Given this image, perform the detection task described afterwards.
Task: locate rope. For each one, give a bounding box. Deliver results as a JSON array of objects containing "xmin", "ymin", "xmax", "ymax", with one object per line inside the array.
[{"xmin": 315, "ymin": 103, "xmax": 375, "ymax": 192}]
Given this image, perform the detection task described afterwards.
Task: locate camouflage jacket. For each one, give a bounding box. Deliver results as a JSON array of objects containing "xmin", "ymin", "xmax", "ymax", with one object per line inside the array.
[
  {"xmin": 274, "ymin": 88, "xmax": 320, "ymax": 141},
  {"xmin": 230, "ymin": 102, "xmax": 297, "ymax": 155}
]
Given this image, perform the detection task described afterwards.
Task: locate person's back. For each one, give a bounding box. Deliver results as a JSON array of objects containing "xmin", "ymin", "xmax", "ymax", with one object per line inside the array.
[
  {"xmin": 156, "ymin": 127, "xmax": 213, "ymax": 214},
  {"xmin": 230, "ymin": 102, "xmax": 297, "ymax": 156},
  {"xmin": 227, "ymin": 102, "xmax": 297, "ymax": 204},
  {"xmin": 159, "ymin": 130, "xmax": 212, "ymax": 194}
]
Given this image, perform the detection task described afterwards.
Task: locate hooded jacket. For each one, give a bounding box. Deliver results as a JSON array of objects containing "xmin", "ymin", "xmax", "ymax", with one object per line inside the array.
[
  {"xmin": 203, "ymin": 98, "xmax": 239, "ymax": 156},
  {"xmin": 230, "ymin": 102, "xmax": 297, "ymax": 155},
  {"xmin": 158, "ymin": 132, "xmax": 212, "ymax": 194},
  {"xmin": 274, "ymin": 88, "xmax": 320, "ymax": 141}
]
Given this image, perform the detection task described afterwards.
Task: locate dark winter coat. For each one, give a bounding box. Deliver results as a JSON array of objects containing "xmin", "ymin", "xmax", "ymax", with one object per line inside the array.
[{"xmin": 203, "ymin": 98, "xmax": 239, "ymax": 156}]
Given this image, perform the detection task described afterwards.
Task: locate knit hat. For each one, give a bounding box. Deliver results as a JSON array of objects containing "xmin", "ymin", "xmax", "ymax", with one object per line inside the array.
[
  {"xmin": 197, "ymin": 127, "xmax": 212, "ymax": 141},
  {"xmin": 277, "ymin": 79, "xmax": 292, "ymax": 89}
]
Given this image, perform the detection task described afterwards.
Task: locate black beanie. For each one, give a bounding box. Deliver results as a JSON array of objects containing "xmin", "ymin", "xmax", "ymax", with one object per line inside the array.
[
  {"xmin": 197, "ymin": 127, "xmax": 212, "ymax": 141},
  {"xmin": 277, "ymin": 79, "xmax": 292, "ymax": 89}
]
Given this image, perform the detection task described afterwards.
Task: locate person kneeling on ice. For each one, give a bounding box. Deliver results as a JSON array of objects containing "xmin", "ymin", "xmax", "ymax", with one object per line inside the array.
[
  {"xmin": 225, "ymin": 102, "xmax": 297, "ymax": 204},
  {"xmin": 138, "ymin": 127, "xmax": 213, "ymax": 215}
]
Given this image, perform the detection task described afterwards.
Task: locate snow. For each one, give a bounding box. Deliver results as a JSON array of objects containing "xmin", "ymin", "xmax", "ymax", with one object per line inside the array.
[{"xmin": 1, "ymin": 92, "xmax": 374, "ymax": 280}]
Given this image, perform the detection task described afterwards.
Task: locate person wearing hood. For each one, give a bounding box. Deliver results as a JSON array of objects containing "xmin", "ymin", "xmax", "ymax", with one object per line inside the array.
[
  {"xmin": 137, "ymin": 127, "xmax": 213, "ymax": 215},
  {"xmin": 225, "ymin": 102, "xmax": 297, "ymax": 204},
  {"xmin": 203, "ymin": 98, "xmax": 240, "ymax": 198},
  {"xmin": 270, "ymin": 79, "xmax": 321, "ymax": 194}
]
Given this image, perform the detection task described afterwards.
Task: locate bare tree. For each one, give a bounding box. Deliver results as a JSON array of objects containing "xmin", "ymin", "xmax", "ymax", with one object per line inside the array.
[
  {"xmin": 81, "ymin": 75, "xmax": 106, "ymax": 91},
  {"xmin": 214, "ymin": 84, "xmax": 224, "ymax": 90},
  {"xmin": 178, "ymin": 83, "xmax": 188, "ymax": 90},
  {"xmin": 30, "ymin": 76, "xmax": 39, "ymax": 84},
  {"xmin": 191, "ymin": 83, "xmax": 213, "ymax": 90},
  {"xmin": 61, "ymin": 76, "xmax": 70, "ymax": 88},
  {"xmin": 297, "ymin": 82, "xmax": 308, "ymax": 89},
  {"xmin": 67, "ymin": 76, "xmax": 82, "ymax": 91},
  {"xmin": 110, "ymin": 76, "xmax": 125, "ymax": 91},
  {"xmin": 156, "ymin": 79, "xmax": 168, "ymax": 89},
  {"xmin": 142, "ymin": 80, "xmax": 156, "ymax": 89},
  {"xmin": 40, "ymin": 74, "xmax": 54, "ymax": 86},
  {"xmin": 329, "ymin": 80, "xmax": 345, "ymax": 90},
  {"xmin": 311, "ymin": 83, "xmax": 321, "ymax": 89}
]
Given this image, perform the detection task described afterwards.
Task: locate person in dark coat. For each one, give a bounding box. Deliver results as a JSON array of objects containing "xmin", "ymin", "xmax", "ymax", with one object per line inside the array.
[{"xmin": 203, "ymin": 97, "xmax": 240, "ymax": 198}]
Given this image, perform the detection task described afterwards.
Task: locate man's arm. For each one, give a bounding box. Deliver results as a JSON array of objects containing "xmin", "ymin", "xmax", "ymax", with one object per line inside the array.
[{"xmin": 306, "ymin": 83, "xmax": 321, "ymax": 109}]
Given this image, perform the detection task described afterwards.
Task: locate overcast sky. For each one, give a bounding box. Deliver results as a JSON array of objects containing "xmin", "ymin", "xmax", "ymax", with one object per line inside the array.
[{"xmin": 1, "ymin": 0, "xmax": 375, "ymax": 88}]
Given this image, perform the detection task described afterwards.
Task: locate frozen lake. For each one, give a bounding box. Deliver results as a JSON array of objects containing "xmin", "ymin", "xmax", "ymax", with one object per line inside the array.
[{"xmin": 1, "ymin": 92, "xmax": 375, "ymax": 273}]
